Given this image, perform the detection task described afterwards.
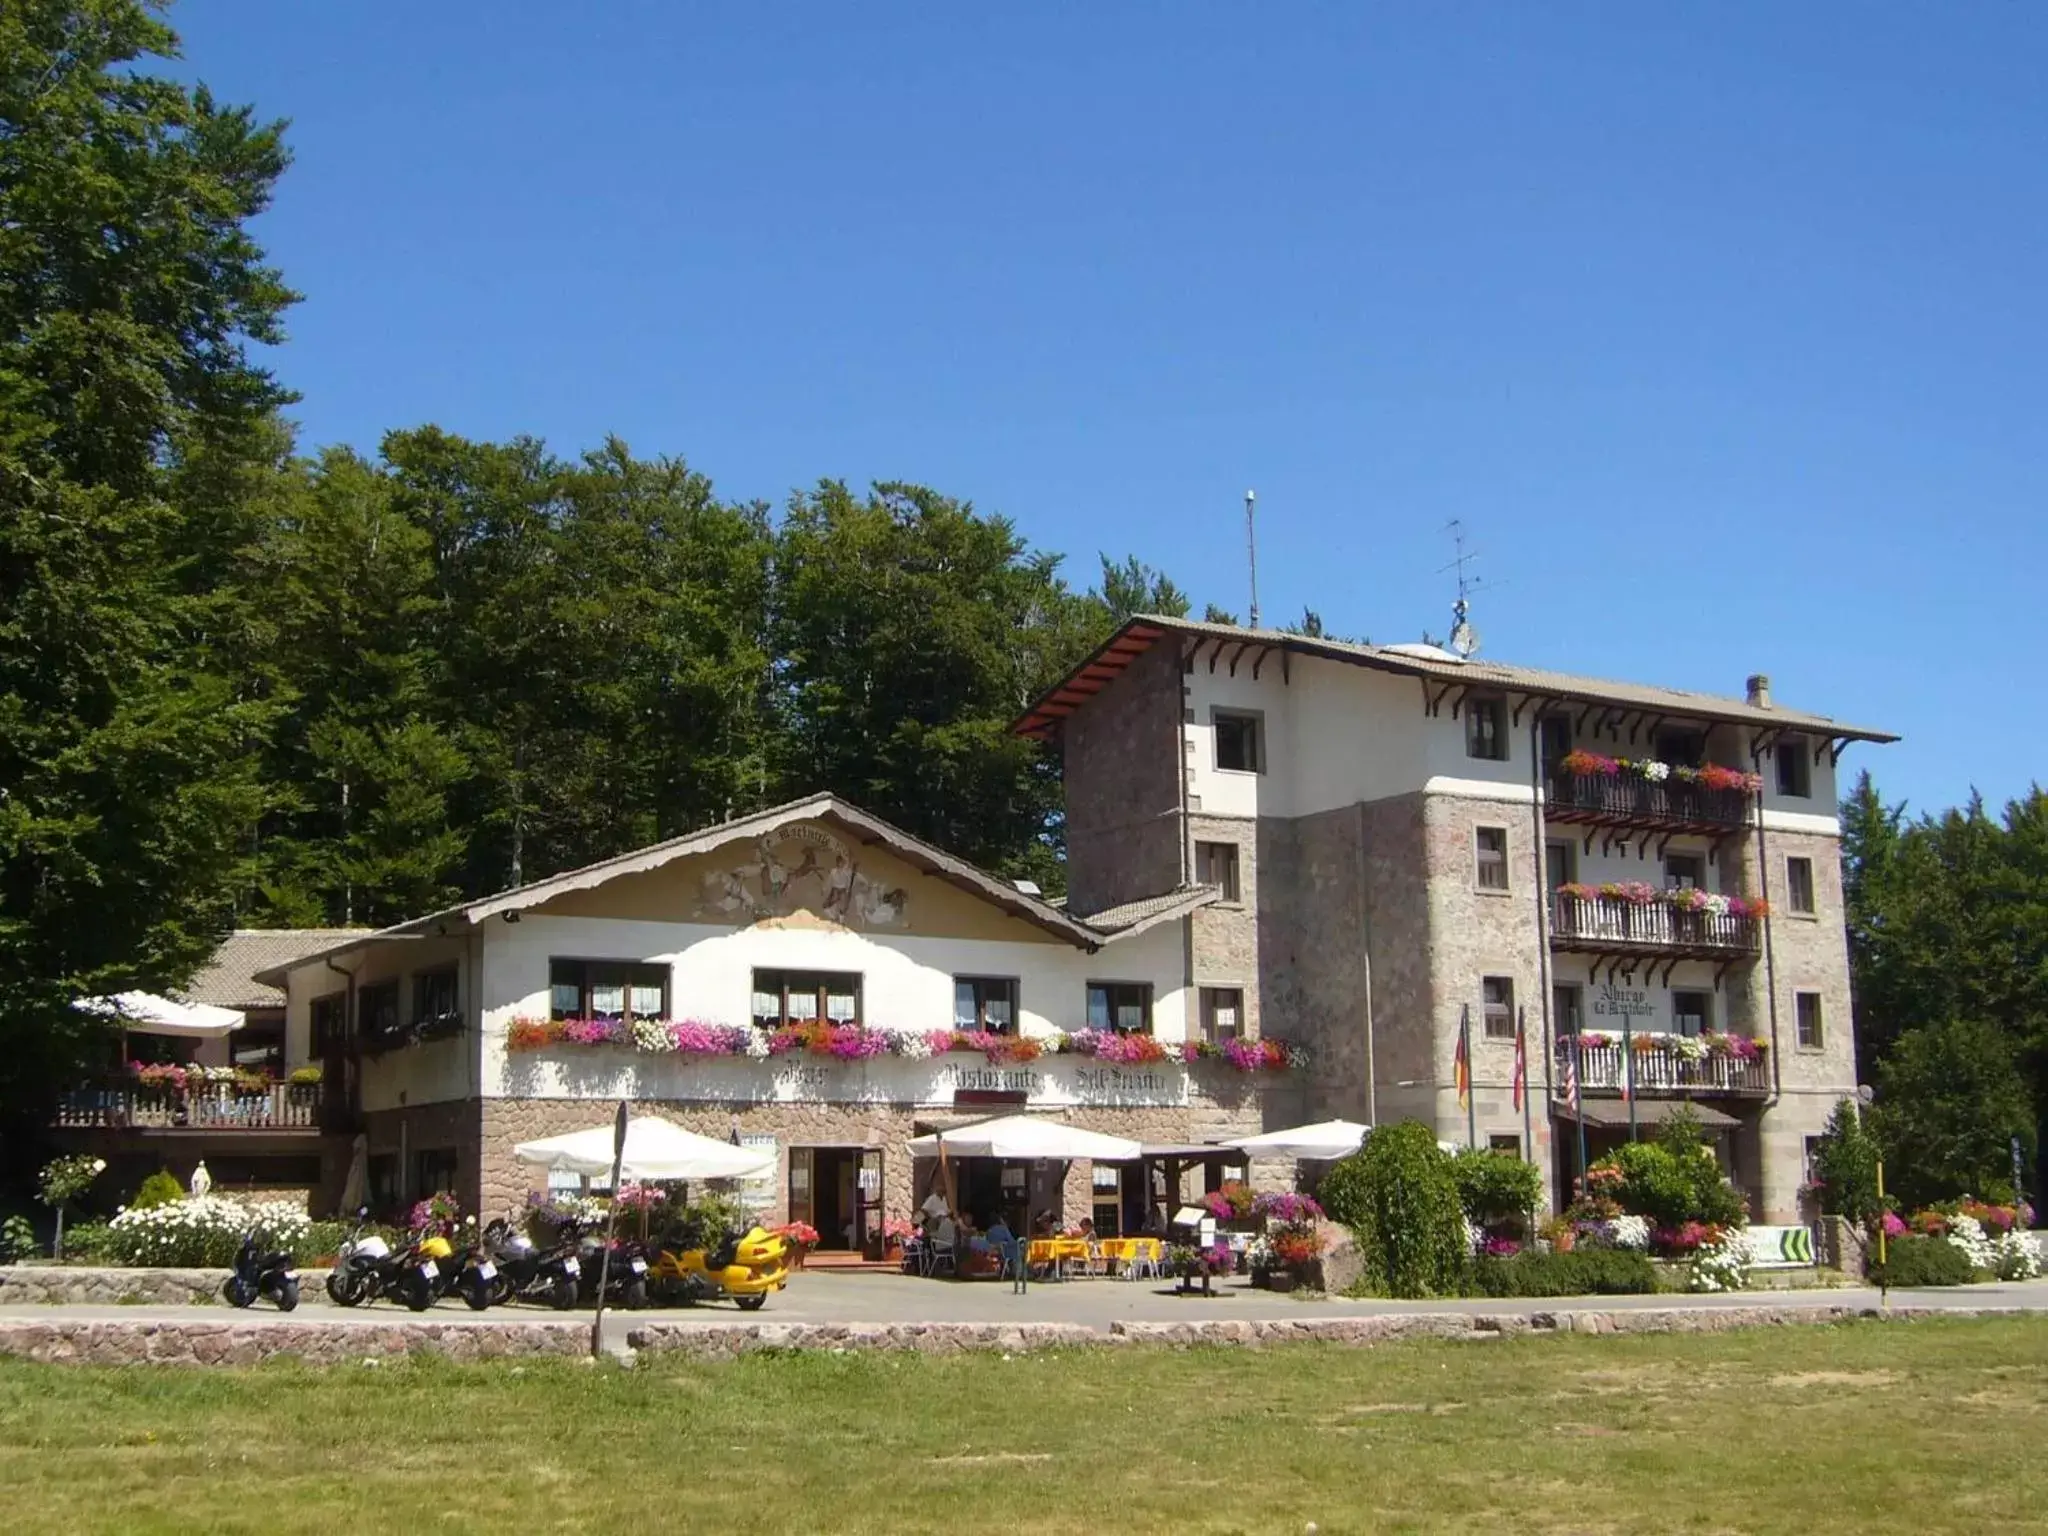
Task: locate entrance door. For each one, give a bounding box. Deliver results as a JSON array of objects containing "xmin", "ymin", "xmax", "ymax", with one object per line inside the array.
[{"xmin": 787, "ymin": 1148, "xmax": 814, "ymax": 1232}]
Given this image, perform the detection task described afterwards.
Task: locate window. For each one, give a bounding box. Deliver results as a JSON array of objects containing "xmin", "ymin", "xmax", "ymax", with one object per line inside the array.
[
  {"xmin": 1199, "ymin": 987, "xmax": 1244, "ymax": 1044},
  {"xmin": 1482, "ymin": 976, "xmax": 1515, "ymax": 1040},
  {"xmin": 230, "ymin": 1019, "xmax": 285, "ymax": 1073},
  {"xmin": 1664, "ymin": 853, "xmax": 1705, "ymax": 891},
  {"xmin": 551, "ymin": 960, "xmax": 668, "ymax": 1022},
  {"xmin": 1552, "ymin": 982, "xmax": 1583, "ymax": 1036},
  {"xmin": 1795, "ymin": 991, "xmax": 1824, "ymax": 1049},
  {"xmin": 1545, "ymin": 839, "xmax": 1577, "ymax": 890},
  {"xmin": 412, "ymin": 1148, "xmax": 459, "ymax": 1203},
  {"xmin": 1087, "ymin": 982, "xmax": 1153, "ymax": 1035},
  {"xmin": 411, "ymin": 964, "xmax": 459, "ymax": 1031},
  {"xmin": 1474, "ymin": 827, "xmax": 1510, "ymax": 891},
  {"xmin": 1489, "ymin": 1133, "xmax": 1524, "ymax": 1159},
  {"xmin": 752, "ymin": 970, "xmax": 861, "ymax": 1028},
  {"xmin": 1776, "ymin": 739, "xmax": 1812, "ymax": 798},
  {"xmin": 1785, "ymin": 856, "xmax": 1816, "ymax": 915},
  {"xmin": 1654, "ymin": 728, "xmax": 1705, "ymax": 768},
  {"xmin": 1803, "ymin": 1136, "xmax": 1825, "ymax": 1189},
  {"xmin": 1465, "ymin": 696, "xmax": 1509, "ymax": 761},
  {"xmin": 310, "ymin": 992, "xmax": 348, "ymax": 1055},
  {"xmin": 358, "ymin": 980, "xmax": 400, "ymax": 1042},
  {"xmin": 953, "ymin": 976, "xmax": 1017, "ymax": 1033},
  {"xmin": 1196, "ymin": 840, "xmax": 1242, "ymax": 903},
  {"xmin": 1671, "ymin": 989, "xmax": 1712, "ymax": 1038},
  {"xmin": 1213, "ymin": 710, "xmax": 1263, "ymax": 773},
  {"xmin": 1540, "ymin": 712, "xmax": 1573, "ymax": 767}
]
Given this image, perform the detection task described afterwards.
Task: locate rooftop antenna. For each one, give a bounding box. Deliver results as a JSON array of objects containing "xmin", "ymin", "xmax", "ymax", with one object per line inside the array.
[
  {"xmin": 1437, "ymin": 519, "xmax": 1488, "ymax": 659},
  {"xmin": 1244, "ymin": 489, "xmax": 1260, "ymax": 629}
]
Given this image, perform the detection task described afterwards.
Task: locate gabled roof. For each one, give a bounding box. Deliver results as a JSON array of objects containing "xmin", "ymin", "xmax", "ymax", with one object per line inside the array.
[
  {"xmin": 253, "ymin": 795, "xmax": 1179, "ymax": 983},
  {"xmin": 188, "ymin": 929, "xmax": 371, "ymax": 1009},
  {"xmin": 1014, "ymin": 615, "xmax": 1900, "ymax": 746}
]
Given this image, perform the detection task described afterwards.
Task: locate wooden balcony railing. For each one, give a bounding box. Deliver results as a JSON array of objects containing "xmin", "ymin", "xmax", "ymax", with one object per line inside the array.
[
  {"xmin": 1545, "ymin": 768, "xmax": 1751, "ymax": 831},
  {"xmin": 1558, "ymin": 1035, "xmax": 1770, "ymax": 1096},
  {"xmin": 53, "ymin": 1082, "xmax": 325, "ymax": 1132},
  {"xmin": 1551, "ymin": 892, "xmax": 1761, "ymax": 957}
]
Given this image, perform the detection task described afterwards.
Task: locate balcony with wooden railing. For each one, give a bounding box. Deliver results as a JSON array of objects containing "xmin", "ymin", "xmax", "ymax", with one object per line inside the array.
[
  {"xmin": 54, "ymin": 1081, "xmax": 326, "ymax": 1133},
  {"xmin": 1550, "ymin": 888, "xmax": 1763, "ymax": 961},
  {"xmin": 1558, "ymin": 1034, "xmax": 1770, "ymax": 1097},
  {"xmin": 1544, "ymin": 756, "xmax": 1757, "ymax": 834}
]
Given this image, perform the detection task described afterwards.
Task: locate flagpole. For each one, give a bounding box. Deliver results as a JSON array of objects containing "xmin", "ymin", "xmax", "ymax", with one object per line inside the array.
[
  {"xmin": 1622, "ymin": 1012, "xmax": 1639, "ymax": 1142},
  {"xmin": 1461, "ymin": 1004, "xmax": 1476, "ymax": 1149}
]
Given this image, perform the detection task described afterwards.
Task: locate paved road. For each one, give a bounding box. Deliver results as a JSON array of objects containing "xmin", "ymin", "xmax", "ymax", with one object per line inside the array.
[{"xmin": 6, "ymin": 1271, "xmax": 2046, "ymax": 1351}]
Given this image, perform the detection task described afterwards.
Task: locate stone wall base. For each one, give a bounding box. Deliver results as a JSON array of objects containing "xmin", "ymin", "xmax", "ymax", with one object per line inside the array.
[
  {"xmin": 0, "ymin": 1268, "xmax": 222, "ymax": 1307},
  {"xmin": 0, "ymin": 1303, "xmax": 2025, "ymax": 1367}
]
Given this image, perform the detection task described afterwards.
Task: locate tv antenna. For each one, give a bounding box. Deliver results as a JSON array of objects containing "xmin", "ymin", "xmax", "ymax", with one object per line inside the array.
[
  {"xmin": 1435, "ymin": 519, "xmax": 1493, "ymax": 659},
  {"xmin": 1244, "ymin": 489, "xmax": 1260, "ymax": 629}
]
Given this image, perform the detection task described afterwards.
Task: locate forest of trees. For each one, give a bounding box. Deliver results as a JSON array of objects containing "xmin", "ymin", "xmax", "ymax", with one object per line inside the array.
[{"xmin": 0, "ymin": 2, "xmax": 1197, "ymax": 1140}]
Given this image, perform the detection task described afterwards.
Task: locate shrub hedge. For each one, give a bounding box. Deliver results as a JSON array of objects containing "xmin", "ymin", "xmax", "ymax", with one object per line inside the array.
[
  {"xmin": 1318, "ymin": 1122, "xmax": 1466, "ymax": 1298},
  {"xmin": 1869, "ymin": 1233, "xmax": 1976, "ymax": 1288},
  {"xmin": 1466, "ymin": 1248, "xmax": 1659, "ymax": 1298}
]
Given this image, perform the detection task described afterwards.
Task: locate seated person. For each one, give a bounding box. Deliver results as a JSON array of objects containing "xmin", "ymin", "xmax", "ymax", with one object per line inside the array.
[
  {"xmin": 1077, "ymin": 1217, "xmax": 1096, "ymax": 1241},
  {"xmin": 1142, "ymin": 1202, "xmax": 1169, "ymax": 1237},
  {"xmin": 1031, "ymin": 1210, "xmax": 1056, "ymax": 1237},
  {"xmin": 932, "ymin": 1212, "xmax": 957, "ymax": 1251},
  {"xmin": 920, "ymin": 1190, "xmax": 950, "ymax": 1223},
  {"xmin": 984, "ymin": 1213, "xmax": 1014, "ymax": 1247}
]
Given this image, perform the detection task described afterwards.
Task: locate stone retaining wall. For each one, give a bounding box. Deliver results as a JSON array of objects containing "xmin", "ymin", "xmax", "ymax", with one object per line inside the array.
[
  {"xmin": 0, "ymin": 1319, "xmax": 589, "ymax": 1365},
  {"xmin": 0, "ymin": 1303, "xmax": 2024, "ymax": 1368},
  {"xmin": 0, "ymin": 1267, "xmax": 223, "ymax": 1307}
]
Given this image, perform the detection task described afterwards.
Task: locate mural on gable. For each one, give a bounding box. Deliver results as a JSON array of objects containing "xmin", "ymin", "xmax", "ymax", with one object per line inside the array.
[{"xmin": 694, "ymin": 824, "xmax": 909, "ymax": 929}]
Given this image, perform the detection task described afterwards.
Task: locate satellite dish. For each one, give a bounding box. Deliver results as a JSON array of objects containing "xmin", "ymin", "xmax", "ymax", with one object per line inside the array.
[{"xmin": 1447, "ymin": 597, "xmax": 1480, "ymax": 660}]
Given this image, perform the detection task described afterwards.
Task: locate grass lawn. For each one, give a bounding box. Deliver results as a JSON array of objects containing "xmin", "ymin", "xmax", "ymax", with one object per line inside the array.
[{"xmin": 2, "ymin": 1317, "xmax": 2045, "ymax": 1534}]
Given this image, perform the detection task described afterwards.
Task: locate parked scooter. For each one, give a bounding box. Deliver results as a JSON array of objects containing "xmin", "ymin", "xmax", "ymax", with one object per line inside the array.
[
  {"xmin": 480, "ymin": 1217, "xmax": 580, "ymax": 1310},
  {"xmin": 649, "ymin": 1224, "xmax": 789, "ymax": 1310},
  {"xmin": 325, "ymin": 1209, "xmax": 390, "ymax": 1307},
  {"xmin": 222, "ymin": 1231, "xmax": 300, "ymax": 1311}
]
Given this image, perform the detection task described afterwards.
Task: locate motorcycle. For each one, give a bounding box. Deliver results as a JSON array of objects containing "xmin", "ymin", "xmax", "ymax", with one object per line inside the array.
[
  {"xmin": 649, "ymin": 1224, "xmax": 789, "ymax": 1311},
  {"xmin": 391, "ymin": 1224, "xmax": 457, "ymax": 1311},
  {"xmin": 571, "ymin": 1219, "xmax": 650, "ymax": 1310},
  {"xmin": 222, "ymin": 1231, "xmax": 300, "ymax": 1311},
  {"xmin": 479, "ymin": 1217, "xmax": 580, "ymax": 1310},
  {"xmin": 325, "ymin": 1209, "xmax": 390, "ymax": 1307}
]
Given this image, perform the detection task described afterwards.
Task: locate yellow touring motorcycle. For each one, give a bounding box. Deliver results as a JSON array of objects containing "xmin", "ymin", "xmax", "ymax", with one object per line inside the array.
[{"xmin": 648, "ymin": 1225, "xmax": 790, "ymax": 1310}]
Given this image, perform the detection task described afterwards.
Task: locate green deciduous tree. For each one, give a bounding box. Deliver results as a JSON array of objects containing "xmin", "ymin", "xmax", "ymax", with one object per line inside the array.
[
  {"xmin": 0, "ymin": 0, "xmax": 291, "ymax": 1137},
  {"xmin": 1871, "ymin": 1018, "xmax": 2035, "ymax": 1209}
]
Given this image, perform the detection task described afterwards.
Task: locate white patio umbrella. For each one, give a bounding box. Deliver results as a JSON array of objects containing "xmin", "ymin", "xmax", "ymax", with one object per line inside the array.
[
  {"xmin": 338, "ymin": 1133, "xmax": 369, "ymax": 1214},
  {"xmin": 1226, "ymin": 1119, "xmax": 1373, "ymax": 1160},
  {"xmin": 908, "ymin": 1114, "xmax": 1142, "ymax": 1163},
  {"xmin": 512, "ymin": 1115, "xmax": 774, "ymax": 1182},
  {"xmin": 74, "ymin": 991, "xmax": 245, "ymax": 1037}
]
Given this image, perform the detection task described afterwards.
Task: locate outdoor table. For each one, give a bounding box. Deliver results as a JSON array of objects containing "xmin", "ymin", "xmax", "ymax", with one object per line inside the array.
[
  {"xmin": 1026, "ymin": 1237, "xmax": 1092, "ymax": 1279},
  {"xmin": 1099, "ymin": 1237, "xmax": 1163, "ymax": 1275}
]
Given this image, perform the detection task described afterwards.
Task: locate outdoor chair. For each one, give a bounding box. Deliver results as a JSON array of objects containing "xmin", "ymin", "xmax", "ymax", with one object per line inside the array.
[
  {"xmin": 1122, "ymin": 1243, "xmax": 1162, "ymax": 1282},
  {"xmin": 923, "ymin": 1239, "xmax": 955, "ymax": 1278},
  {"xmin": 996, "ymin": 1236, "xmax": 1027, "ymax": 1294}
]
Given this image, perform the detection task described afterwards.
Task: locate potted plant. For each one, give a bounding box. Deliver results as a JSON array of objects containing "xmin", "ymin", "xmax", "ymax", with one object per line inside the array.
[
  {"xmin": 772, "ymin": 1221, "xmax": 819, "ymax": 1268},
  {"xmin": 881, "ymin": 1217, "xmax": 913, "ymax": 1264}
]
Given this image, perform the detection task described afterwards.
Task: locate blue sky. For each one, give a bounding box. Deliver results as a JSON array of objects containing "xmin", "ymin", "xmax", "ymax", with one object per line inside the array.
[{"xmin": 170, "ymin": 2, "xmax": 2045, "ymax": 817}]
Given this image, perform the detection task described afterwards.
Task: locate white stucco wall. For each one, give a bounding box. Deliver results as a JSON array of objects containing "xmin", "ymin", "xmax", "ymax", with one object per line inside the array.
[{"xmin": 473, "ymin": 912, "xmax": 1191, "ymax": 1100}]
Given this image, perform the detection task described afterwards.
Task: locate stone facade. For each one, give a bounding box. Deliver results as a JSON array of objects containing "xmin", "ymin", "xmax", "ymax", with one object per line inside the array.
[
  {"xmin": 475, "ymin": 1083, "xmax": 1270, "ymax": 1231},
  {"xmin": 1062, "ymin": 636, "xmax": 1185, "ymax": 915},
  {"xmin": 1186, "ymin": 811, "xmax": 1261, "ymax": 1045}
]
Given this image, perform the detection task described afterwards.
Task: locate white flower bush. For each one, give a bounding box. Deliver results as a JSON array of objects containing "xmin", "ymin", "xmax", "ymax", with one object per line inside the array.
[
  {"xmin": 1639, "ymin": 760, "xmax": 1671, "ymax": 783},
  {"xmin": 1945, "ymin": 1214, "xmax": 1999, "ymax": 1272},
  {"xmin": 889, "ymin": 1029, "xmax": 935, "ymax": 1062},
  {"xmin": 1602, "ymin": 1214, "xmax": 1651, "ymax": 1251},
  {"xmin": 742, "ymin": 1028, "xmax": 771, "ymax": 1060},
  {"xmin": 106, "ymin": 1196, "xmax": 311, "ymax": 1268},
  {"xmin": 1686, "ymin": 1227, "xmax": 1752, "ymax": 1293},
  {"xmin": 1994, "ymin": 1230, "xmax": 2042, "ymax": 1281},
  {"xmin": 1462, "ymin": 1217, "xmax": 1484, "ymax": 1257}
]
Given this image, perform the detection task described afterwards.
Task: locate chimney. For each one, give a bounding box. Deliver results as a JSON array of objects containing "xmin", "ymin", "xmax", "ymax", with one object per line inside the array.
[{"xmin": 1746, "ymin": 674, "xmax": 1772, "ymax": 709}]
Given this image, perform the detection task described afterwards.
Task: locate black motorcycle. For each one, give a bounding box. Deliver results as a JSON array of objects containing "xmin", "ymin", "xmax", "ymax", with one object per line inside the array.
[
  {"xmin": 480, "ymin": 1216, "xmax": 581, "ymax": 1310},
  {"xmin": 222, "ymin": 1231, "xmax": 300, "ymax": 1311},
  {"xmin": 570, "ymin": 1218, "xmax": 650, "ymax": 1310},
  {"xmin": 325, "ymin": 1209, "xmax": 390, "ymax": 1307}
]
